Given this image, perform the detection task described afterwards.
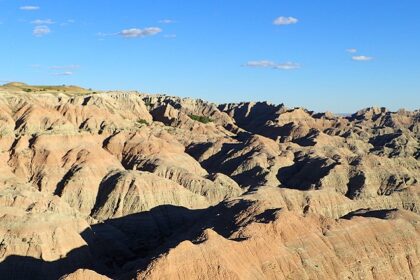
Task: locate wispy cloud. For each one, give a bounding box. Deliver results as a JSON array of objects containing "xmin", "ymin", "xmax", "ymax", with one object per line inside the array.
[
  {"xmin": 53, "ymin": 71, "xmax": 73, "ymax": 76},
  {"xmin": 31, "ymin": 65, "xmax": 80, "ymax": 76},
  {"xmin": 163, "ymin": 34, "xmax": 176, "ymax": 39},
  {"xmin": 346, "ymin": 48, "xmax": 357, "ymax": 53},
  {"xmin": 20, "ymin": 6, "xmax": 40, "ymax": 11},
  {"xmin": 60, "ymin": 19, "xmax": 75, "ymax": 26},
  {"xmin": 244, "ymin": 60, "xmax": 301, "ymax": 70},
  {"xmin": 273, "ymin": 16, "xmax": 298, "ymax": 25},
  {"xmin": 352, "ymin": 55, "xmax": 373, "ymax": 61},
  {"xmin": 49, "ymin": 65, "xmax": 80, "ymax": 70},
  {"xmin": 96, "ymin": 32, "xmax": 114, "ymax": 37},
  {"xmin": 33, "ymin": 25, "xmax": 50, "ymax": 37},
  {"xmin": 31, "ymin": 19, "xmax": 54, "ymax": 25},
  {"xmin": 159, "ymin": 19, "xmax": 175, "ymax": 24},
  {"xmin": 119, "ymin": 27, "xmax": 162, "ymax": 38}
]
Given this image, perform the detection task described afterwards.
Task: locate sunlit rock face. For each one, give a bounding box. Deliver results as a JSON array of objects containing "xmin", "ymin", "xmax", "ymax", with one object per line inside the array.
[{"xmin": 0, "ymin": 85, "xmax": 419, "ymax": 279}]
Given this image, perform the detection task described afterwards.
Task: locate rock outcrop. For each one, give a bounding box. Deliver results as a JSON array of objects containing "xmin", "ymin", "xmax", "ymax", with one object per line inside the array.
[{"xmin": 0, "ymin": 84, "xmax": 418, "ymax": 279}]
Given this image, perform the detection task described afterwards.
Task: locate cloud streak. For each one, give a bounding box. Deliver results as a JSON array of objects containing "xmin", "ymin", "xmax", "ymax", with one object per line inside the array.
[
  {"xmin": 33, "ymin": 25, "xmax": 50, "ymax": 37},
  {"xmin": 352, "ymin": 55, "xmax": 373, "ymax": 61},
  {"xmin": 49, "ymin": 65, "xmax": 80, "ymax": 70},
  {"xmin": 31, "ymin": 19, "xmax": 54, "ymax": 25},
  {"xmin": 60, "ymin": 19, "xmax": 75, "ymax": 26},
  {"xmin": 273, "ymin": 16, "xmax": 298, "ymax": 25},
  {"xmin": 159, "ymin": 19, "xmax": 175, "ymax": 24},
  {"xmin": 119, "ymin": 27, "xmax": 162, "ymax": 38},
  {"xmin": 20, "ymin": 6, "xmax": 40, "ymax": 11},
  {"xmin": 244, "ymin": 60, "xmax": 300, "ymax": 70},
  {"xmin": 346, "ymin": 48, "xmax": 357, "ymax": 53},
  {"xmin": 53, "ymin": 71, "xmax": 73, "ymax": 76}
]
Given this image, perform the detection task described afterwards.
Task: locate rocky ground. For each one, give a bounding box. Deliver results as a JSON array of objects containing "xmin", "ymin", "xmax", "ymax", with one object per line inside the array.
[{"xmin": 0, "ymin": 83, "xmax": 419, "ymax": 279}]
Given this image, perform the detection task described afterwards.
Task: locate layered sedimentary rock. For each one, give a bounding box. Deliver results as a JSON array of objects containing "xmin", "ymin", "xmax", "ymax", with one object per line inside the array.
[
  {"xmin": 136, "ymin": 206, "xmax": 420, "ymax": 280},
  {"xmin": 0, "ymin": 84, "xmax": 418, "ymax": 279}
]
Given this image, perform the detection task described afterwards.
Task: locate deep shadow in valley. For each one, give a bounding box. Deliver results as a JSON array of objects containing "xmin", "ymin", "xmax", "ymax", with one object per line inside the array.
[
  {"xmin": 0, "ymin": 246, "xmax": 93, "ymax": 280},
  {"xmin": 0, "ymin": 199, "xmax": 280, "ymax": 280}
]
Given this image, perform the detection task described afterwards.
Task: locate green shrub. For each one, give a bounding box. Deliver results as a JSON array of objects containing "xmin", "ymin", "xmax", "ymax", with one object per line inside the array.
[
  {"xmin": 136, "ymin": 119, "xmax": 149, "ymax": 126},
  {"xmin": 188, "ymin": 114, "xmax": 213, "ymax": 124}
]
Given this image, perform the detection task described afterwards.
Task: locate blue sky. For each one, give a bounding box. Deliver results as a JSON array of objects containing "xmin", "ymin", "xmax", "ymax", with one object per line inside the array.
[{"xmin": 0, "ymin": 0, "xmax": 419, "ymax": 112}]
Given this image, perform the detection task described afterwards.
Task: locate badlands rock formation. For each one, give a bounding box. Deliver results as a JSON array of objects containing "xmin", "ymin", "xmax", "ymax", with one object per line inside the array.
[{"xmin": 0, "ymin": 83, "xmax": 418, "ymax": 279}]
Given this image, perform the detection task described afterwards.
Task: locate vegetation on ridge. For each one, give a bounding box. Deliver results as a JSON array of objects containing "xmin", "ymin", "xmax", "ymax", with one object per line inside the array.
[
  {"xmin": 136, "ymin": 119, "xmax": 149, "ymax": 126},
  {"xmin": 0, "ymin": 82, "xmax": 94, "ymax": 95},
  {"xmin": 188, "ymin": 114, "xmax": 213, "ymax": 124}
]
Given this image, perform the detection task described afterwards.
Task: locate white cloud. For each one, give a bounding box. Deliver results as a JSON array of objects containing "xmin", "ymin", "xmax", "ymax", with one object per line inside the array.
[
  {"xmin": 53, "ymin": 71, "xmax": 73, "ymax": 76},
  {"xmin": 346, "ymin": 48, "xmax": 357, "ymax": 53},
  {"xmin": 20, "ymin": 6, "xmax": 40, "ymax": 11},
  {"xmin": 352, "ymin": 55, "xmax": 373, "ymax": 61},
  {"xmin": 273, "ymin": 16, "xmax": 298, "ymax": 25},
  {"xmin": 119, "ymin": 27, "xmax": 162, "ymax": 38},
  {"xmin": 31, "ymin": 19, "xmax": 54, "ymax": 25},
  {"xmin": 159, "ymin": 19, "xmax": 175, "ymax": 24},
  {"xmin": 244, "ymin": 60, "xmax": 300, "ymax": 70},
  {"xmin": 33, "ymin": 25, "xmax": 50, "ymax": 37}
]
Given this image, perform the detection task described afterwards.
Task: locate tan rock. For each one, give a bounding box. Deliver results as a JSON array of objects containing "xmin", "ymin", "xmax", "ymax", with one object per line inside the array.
[
  {"xmin": 60, "ymin": 269, "xmax": 110, "ymax": 280},
  {"xmin": 0, "ymin": 86, "xmax": 418, "ymax": 280}
]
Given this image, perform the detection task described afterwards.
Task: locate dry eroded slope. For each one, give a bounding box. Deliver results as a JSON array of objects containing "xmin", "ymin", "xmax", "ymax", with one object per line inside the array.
[{"xmin": 0, "ymin": 85, "xmax": 419, "ymax": 279}]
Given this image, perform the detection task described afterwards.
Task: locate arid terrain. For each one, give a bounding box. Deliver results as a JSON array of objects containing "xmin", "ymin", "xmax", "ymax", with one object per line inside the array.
[{"xmin": 0, "ymin": 83, "xmax": 419, "ymax": 280}]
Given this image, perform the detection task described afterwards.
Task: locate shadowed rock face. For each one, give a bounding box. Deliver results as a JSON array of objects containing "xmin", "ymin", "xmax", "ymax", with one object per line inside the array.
[{"xmin": 0, "ymin": 86, "xmax": 419, "ymax": 279}]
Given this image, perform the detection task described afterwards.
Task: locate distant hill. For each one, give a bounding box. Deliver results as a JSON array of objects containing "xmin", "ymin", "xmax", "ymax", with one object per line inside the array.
[{"xmin": 0, "ymin": 82, "xmax": 93, "ymax": 95}]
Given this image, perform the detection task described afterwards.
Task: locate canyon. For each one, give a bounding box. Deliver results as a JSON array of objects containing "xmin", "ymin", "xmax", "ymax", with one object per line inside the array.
[{"xmin": 0, "ymin": 83, "xmax": 419, "ymax": 279}]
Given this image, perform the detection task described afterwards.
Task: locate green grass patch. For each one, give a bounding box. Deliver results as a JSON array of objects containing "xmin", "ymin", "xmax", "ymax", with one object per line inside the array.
[
  {"xmin": 136, "ymin": 119, "xmax": 149, "ymax": 126},
  {"xmin": 188, "ymin": 114, "xmax": 213, "ymax": 124}
]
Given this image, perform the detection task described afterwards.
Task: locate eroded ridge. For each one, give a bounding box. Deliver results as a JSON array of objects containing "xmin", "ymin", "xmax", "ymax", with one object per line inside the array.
[{"xmin": 0, "ymin": 85, "xmax": 418, "ymax": 279}]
